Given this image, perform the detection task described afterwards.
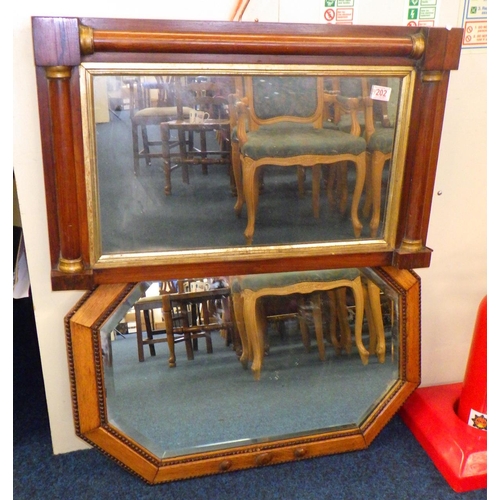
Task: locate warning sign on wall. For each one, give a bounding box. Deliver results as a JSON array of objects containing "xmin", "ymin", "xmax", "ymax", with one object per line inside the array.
[
  {"xmin": 321, "ymin": 0, "xmax": 356, "ymax": 25},
  {"xmin": 461, "ymin": 0, "xmax": 487, "ymax": 50},
  {"xmin": 404, "ymin": 0, "xmax": 440, "ymax": 27}
]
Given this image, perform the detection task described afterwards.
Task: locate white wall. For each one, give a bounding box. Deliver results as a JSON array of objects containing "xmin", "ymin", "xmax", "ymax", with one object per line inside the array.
[{"xmin": 13, "ymin": 0, "xmax": 486, "ymax": 455}]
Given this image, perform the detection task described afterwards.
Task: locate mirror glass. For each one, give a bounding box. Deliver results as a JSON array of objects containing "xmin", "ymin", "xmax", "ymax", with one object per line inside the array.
[
  {"xmin": 82, "ymin": 66, "xmax": 413, "ymax": 264},
  {"xmin": 100, "ymin": 268, "xmax": 399, "ymax": 459}
]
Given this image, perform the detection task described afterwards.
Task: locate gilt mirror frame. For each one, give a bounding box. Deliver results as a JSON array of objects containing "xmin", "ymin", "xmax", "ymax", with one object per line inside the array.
[
  {"xmin": 32, "ymin": 17, "xmax": 462, "ymax": 291},
  {"xmin": 66, "ymin": 266, "xmax": 421, "ymax": 484}
]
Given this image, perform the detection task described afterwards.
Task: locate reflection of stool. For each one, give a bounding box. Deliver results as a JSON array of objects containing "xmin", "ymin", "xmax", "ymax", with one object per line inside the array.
[{"xmin": 231, "ymin": 269, "xmax": 371, "ymax": 380}]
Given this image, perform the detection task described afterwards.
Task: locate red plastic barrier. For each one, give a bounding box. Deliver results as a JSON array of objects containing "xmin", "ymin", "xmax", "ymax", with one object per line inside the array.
[
  {"xmin": 399, "ymin": 296, "xmax": 487, "ymax": 492},
  {"xmin": 457, "ymin": 296, "xmax": 487, "ymax": 428}
]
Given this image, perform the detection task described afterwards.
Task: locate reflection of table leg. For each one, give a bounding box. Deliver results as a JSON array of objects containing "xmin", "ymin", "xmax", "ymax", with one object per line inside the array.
[
  {"xmin": 200, "ymin": 299, "xmax": 214, "ymax": 354},
  {"xmin": 135, "ymin": 308, "xmax": 145, "ymax": 362},
  {"xmin": 327, "ymin": 162, "xmax": 348, "ymax": 215},
  {"xmin": 178, "ymin": 129, "xmax": 190, "ymax": 185},
  {"xmin": 231, "ymin": 291, "xmax": 251, "ymax": 368},
  {"xmin": 163, "ymin": 297, "xmax": 177, "ymax": 368},
  {"xmin": 161, "ymin": 123, "xmax": 172, "ymax": 195},
  {"xmin": 334, "ymin": 288, "xmax": 353, "ymax": 354},
  {"xmin": 297, "ymin": 297, "xmax": 311, "ymax": 352},
  {"xmin": 326, "ymin": 291, "xmax": 342, "ymax": 355},
  {"xmin": 200, "ymin": 130, "xmax": 208, "ymax": 175},
  {"xmin": 311, "ymin": 293, "xmax": 326, "ymax": 361},
  {"xmin": 312, "ymin": 165, "xmax": 321, "ymax": 219}
]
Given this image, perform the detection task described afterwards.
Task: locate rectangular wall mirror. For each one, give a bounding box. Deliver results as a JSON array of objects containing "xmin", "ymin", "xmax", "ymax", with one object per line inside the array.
[
  {"xmin": 32, "ymin": 17, "xmax": 463, "ymax": 289},
  {"xmin": 83, "ymin": 67, "xmax": 413, "ymax": 267}
]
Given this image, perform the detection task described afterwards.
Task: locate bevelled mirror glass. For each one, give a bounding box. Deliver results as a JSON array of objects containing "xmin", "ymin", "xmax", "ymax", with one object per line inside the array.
[
  {"xmin": 82, "ymin": 67, "xmax": 412, "ymax": 268},
  {"xmin": 67, "ymin": 266, "xmax": 420, "ymax": 483}
]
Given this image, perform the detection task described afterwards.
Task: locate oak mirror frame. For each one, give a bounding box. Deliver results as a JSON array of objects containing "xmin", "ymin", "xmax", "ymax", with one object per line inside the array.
[
  {"xmin": 66, "ymin": 266, "xmax": 421, "ymax": 484},
  {"xmin": 31, "ymin": 17, "xmax": 463, "ymax": 291}
]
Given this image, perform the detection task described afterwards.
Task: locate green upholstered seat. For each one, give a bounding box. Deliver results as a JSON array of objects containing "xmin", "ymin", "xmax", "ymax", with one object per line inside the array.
[
  {"xmin": 241, "ymin": 127, "xmax": 366, "ymax": 160},
  {"xmin": 367, "ymin": 127, "xmax": 394, "ymax": 155},
  {"xmin": 231, "ymin": 268, "xmax": 361, "ymax": 293}
]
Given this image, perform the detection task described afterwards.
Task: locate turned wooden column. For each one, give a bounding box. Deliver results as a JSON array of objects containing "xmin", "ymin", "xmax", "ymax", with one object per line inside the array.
[
  {"xmin": 45, "ymin": 66, "xmax": 84, "ymax": 273},
  {"xmin": 400, "ymin": 70, "xmax": 443, "ymax": 252}
]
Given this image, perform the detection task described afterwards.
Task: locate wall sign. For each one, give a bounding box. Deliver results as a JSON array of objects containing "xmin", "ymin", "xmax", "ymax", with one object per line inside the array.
[
  {"xmin": 321, "ymin": 0, "xmax": 356, "ymax": 25},
  {"xmin": 405, "ymin": 0, "xmax": 440, "ymax": 27},
  {"xmin": 460, "ymin": 0, "xmax": 487, "ymax": 50}
]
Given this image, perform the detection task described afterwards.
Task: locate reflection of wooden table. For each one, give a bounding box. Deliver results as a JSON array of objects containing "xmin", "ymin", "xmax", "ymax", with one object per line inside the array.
[
  {"xmin": 161, "ymin": 287, "xmax": 233, "ymax": 368},
  {"xmin": 160, "ymin": 119, "xmax": 232, "ymax": 195}
]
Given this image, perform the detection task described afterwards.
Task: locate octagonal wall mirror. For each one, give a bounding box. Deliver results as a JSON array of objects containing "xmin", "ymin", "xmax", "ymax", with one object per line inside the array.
[
  {"xmin": 32, "ymin": 17, "xmax": 463, "ymax": 291},
  {"xmin": 66, "ymin": 266, "xmax": 420, "ymax": 484}
]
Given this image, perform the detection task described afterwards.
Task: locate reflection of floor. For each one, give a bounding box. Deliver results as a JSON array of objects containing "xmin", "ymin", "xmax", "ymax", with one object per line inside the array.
[
  {"xmin": 105, "ymin": 321, "xmax": 398, "ymax": 459},
  {"xmin": 96, "ymin": 113, "xmax": 389, "ymax": 254}
]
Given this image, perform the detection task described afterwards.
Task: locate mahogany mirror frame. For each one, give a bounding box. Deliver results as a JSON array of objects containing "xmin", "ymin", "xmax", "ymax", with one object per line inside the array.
[
  {"xmin": 31, "ymin": 17, "xmax": 462, "ymax": 291},
  {"xmin": 66, "ymin": 266, "xmax": 421, "ymax": 484}
]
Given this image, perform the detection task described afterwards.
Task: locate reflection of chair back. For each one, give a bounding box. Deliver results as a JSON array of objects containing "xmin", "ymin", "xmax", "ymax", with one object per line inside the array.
[
  {"xmin": 245, "ymin": 76, "xmax": 323, "ymax": 128},
  {"xmin": 184, "ymin": 81, "xmax": 229, "ymax": 119},
  {"xmin": 128, "ymin": 76, "xmax": 193, "ymax": 175}
]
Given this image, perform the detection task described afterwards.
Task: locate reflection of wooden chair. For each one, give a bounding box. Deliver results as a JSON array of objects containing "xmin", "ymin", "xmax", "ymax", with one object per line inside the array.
[
  {"xmin": 230, "ymin": 269, "xmax": 368, "ymax": 380},
  {"xmin": 128, "ymin": 76, "xmax": 193, "ymax": 175},
  {"xmin": 134, "ymin": 281, "xmax": 186, "ymax": 362},
  {"xmin": 161, "ymin": 285, "xmax": 233, "ymax": 368},
  {"xmin": 161, "ymin": 78, "xmax": 233, "ymax": 195},
  {"xmin": 233, "ymin": 76, "xmax": 367, "ymax": 244}
]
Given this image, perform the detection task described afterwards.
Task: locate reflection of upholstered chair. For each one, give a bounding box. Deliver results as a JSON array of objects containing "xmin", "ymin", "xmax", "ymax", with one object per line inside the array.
[
  {"xmin": 128, "ymin": 76, "xmax": 193, "ymax": 175},
  {"xmin": 233, "ymin": 76, "xmax": 367, "ymax": 244},
  {"xmin": 362, "ymin": 95, "xmax": 395, "ymax": 237},
  {"xmin": 325, "ymin": 77, "xmax": 395, "ymax": 237},
  {"xmin": 230, "ymin": 269, "xmax": 368, "ymax": 380}
]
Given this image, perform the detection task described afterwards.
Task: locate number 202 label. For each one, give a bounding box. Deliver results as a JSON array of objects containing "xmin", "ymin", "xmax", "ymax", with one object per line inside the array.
[{"xmin": 370, "ymin": 85, "xmax": 392, "ymax": 102}]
